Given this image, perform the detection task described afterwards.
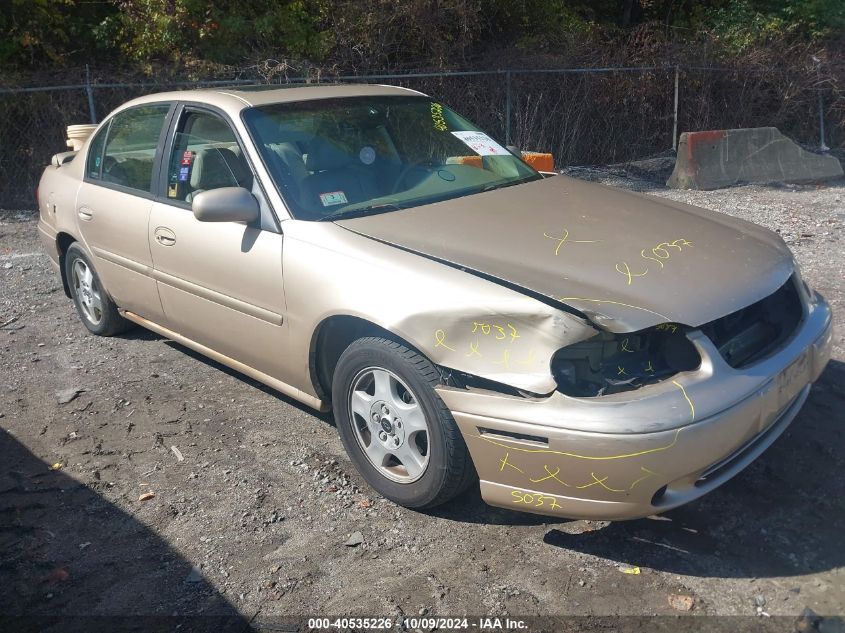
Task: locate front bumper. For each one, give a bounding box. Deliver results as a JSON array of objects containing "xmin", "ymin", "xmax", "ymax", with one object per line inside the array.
[{"xmin": 436, "ymin": 293, "xmax": 833, "ymax": 520}]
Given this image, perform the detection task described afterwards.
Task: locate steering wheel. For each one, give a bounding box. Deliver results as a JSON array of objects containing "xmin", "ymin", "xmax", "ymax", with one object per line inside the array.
[{"xmin": 390, "ymin": 161, "xmax": 436, "ymax": 194}]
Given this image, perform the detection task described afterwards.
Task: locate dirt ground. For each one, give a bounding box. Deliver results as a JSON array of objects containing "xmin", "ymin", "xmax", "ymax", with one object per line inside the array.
[{"xmin": 1, "ymin": 169, "xmax": 844, "ymax": 632}]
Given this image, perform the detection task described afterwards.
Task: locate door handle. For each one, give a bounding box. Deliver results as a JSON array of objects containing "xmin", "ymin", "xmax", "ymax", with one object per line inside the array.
[
  {"xmin": 154, "ymin": 227, "xmax": 176, "ymax": 247},
  {"xmin": 78, "ymin": 207, "xmax": 93, "ymax": 221}
]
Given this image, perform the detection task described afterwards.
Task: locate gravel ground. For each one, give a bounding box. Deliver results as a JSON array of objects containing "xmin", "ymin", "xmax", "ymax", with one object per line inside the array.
[{"xmin": 1, "ymin": 169, "xmax": 843, "ymax": 631}]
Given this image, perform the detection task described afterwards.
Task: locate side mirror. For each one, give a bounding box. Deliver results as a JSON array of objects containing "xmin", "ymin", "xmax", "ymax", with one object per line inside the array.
[{"xmin": 192, "ymin": 187, "xmax": 260, "ymax": 223}]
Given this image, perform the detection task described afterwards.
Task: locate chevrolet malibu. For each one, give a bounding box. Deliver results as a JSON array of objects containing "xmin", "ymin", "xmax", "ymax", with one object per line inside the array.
[{"xmin": 37, "ymin": 85, "xmax": 832, "ymax": 519}]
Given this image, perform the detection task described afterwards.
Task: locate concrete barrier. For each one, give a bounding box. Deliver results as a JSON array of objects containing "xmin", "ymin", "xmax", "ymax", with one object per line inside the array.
[{"xmin": 667, "ymin": 127, "xmax": 843, "ymax": 190}]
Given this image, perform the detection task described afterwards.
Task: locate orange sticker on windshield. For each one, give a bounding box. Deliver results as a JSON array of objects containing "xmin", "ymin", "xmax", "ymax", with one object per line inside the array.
[{"xmin": 319, "ymin": 191, "xmax": 348, "ymax": 207}]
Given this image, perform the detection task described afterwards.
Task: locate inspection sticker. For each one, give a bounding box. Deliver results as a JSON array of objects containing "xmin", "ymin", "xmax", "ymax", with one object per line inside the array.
[
  {"xmin": 319, "ymin": 191, "xmax": 348, "ymax": 207},
  {"xmin": 178, "ymin": 166, "xmax": 190, "ymax": 182},
  {"xmin": 451, "ymin": 131, "xmax": 508, "ymax": 156},
  {"xmin": 181, "ymin": 151, "xmax": 193, "ymax": 166}
]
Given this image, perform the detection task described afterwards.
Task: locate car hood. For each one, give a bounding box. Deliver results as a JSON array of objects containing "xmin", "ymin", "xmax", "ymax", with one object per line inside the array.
[{"xmin": 336, "ymin": 175, "xmax": 794, "ymax": 332}]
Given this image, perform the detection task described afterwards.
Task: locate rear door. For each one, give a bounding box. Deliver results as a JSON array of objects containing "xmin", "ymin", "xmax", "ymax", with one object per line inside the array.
[
  {"xmin": 76, "ymin": 103, "xmax": 173, "ymax": 321},
  {"xmin": 147, "ymin": 106, "xmax": 291, "ymax": 383}
]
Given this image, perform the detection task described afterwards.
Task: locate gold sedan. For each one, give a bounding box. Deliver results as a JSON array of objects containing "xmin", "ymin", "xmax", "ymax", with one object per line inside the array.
[{"xmin": 37, "ymin": 85, "xmax": 832, "ymax": 519}]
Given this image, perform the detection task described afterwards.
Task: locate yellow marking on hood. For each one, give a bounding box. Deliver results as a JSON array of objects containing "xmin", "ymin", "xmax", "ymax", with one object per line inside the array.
[
  {"xmin": 544, "ymin": 228, "xmax": 600, "ymax": 256},
  {"xmin": 641, "ymin": 248, "xmax": 664, "ymax": 269},
  {"xmin": 615, "ymin": 262, "xmax": 648, "ymax": 285},
  {"xmin": 557, "ymin": 297, "xmax": 671, "ymax": 321}
]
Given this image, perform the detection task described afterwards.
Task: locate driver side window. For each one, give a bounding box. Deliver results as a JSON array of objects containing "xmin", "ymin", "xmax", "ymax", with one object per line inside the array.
[{"xmin": 165, "ymin": 112, "xmax": 253, "ymax": 203}]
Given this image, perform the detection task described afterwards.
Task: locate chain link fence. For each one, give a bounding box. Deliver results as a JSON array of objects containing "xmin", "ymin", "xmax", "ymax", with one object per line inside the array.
[{"xmin": 1, "ymin": 65, "xmax": 839, "ymax": 208}]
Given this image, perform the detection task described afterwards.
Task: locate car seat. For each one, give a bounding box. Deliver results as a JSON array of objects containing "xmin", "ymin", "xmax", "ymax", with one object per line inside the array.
[
  {"xmin": 187, "ymin": 148, "xmax": 253, "ymax": 202},
  {"xmin": 300, "ymin": 138, "xmax": 379, "ymax": 211}
]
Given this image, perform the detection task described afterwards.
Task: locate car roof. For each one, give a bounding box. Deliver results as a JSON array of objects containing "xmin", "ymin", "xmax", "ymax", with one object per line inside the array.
[{"xmin": 118, "ymin": 83, "xmax": 427, "ymax": 118}]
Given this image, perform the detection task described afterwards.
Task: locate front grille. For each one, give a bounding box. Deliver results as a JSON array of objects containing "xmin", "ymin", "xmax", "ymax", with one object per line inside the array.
[{"xmin": 700, "ymin": 276, "xmax": 803, "ymax": 368}]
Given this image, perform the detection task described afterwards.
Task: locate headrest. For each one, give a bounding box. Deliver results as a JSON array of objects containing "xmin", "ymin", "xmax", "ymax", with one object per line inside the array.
[
  {"xmin": 189, "ymin": 117, "xmax": 235, "ymax": 143},
  {"xmin": 269, "ymin": 142, "xmax": 308, "ymax": 182},
  {"xmin": 190, "ymin": 147, "xmax": 251, "ymax": 190},
  {"xmin": 305, "ymin": 138, "xmax": 352, "ymax": 172}
]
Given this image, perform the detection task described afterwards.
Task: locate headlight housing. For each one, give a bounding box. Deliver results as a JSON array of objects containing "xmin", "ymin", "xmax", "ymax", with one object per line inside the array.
[{"xmin": 551, "ymin": 324, "xmax": 701, "ymax": 397}]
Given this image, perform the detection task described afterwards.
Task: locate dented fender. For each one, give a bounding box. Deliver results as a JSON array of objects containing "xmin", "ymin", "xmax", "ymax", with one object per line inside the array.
[
  {"xmin": 397, "ymin": 307, "xmax": 595, "ymax": 393},
  {"xmin": 281, "ymin": 221, "xmax": 597, "ymax": 396}
]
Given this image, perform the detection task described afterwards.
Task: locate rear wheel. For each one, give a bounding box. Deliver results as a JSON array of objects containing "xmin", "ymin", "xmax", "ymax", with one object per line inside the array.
[
  {"xmin": 65, "ymin": 243, "xmax": 131, "ymax": 336},
  {"xmin": 332, "ymin": 337, "xmax": 475, "ymax": 508}
]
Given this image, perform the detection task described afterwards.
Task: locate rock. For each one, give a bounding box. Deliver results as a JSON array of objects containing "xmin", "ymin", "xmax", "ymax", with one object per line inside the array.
[
  {"xmin": 344, "ymin": 531, "xmax": 364, "ymax": 547},
  {"xmin": 184, "ymin": 566, "xmax": 203, "ymax": 583},
  {"xmin": 795, "ymin": 607, "xmax": 822, "ymax": 633},
  {"xmin": 56, "ymin": 387, "xmax": 85, "ymax": 404},
  {"xmin": 668, "ymin": 594, "xmax": 695, "ymax": 611}
]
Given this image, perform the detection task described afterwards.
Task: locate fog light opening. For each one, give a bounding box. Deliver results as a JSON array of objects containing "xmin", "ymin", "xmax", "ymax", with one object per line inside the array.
[{"xmin": 651, "ymin": 485, "xmax": 668, "ymax": 506}]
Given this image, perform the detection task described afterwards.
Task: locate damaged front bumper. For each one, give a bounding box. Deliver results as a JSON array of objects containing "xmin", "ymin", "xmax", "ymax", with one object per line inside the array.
[{"xmin": 435, "ymin": 292, "xmax": 833, "ymax": 520}]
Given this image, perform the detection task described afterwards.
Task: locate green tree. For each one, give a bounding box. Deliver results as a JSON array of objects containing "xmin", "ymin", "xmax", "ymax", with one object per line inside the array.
[
  {"xmin": 0, "ymin": 0, "xmax": 116, "ymax": 67},
  {"xmin": 101, "ymin": 0, "xmax": 330, "ymax": 65}
]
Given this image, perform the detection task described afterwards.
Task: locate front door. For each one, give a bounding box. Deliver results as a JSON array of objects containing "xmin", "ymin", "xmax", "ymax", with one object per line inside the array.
[
  {"xmin": 148, "ymin": 108, "xmax": 290, "ymax": 383},
  {"xmin": 75, "ymin": 103, "xmax": 172, "ymax": 321}
]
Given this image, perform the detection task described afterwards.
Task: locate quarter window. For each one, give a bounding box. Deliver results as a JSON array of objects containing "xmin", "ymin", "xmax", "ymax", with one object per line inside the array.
[
  {"xmin": 99, "ymin": 104, "xmax": 170, "ymax": 193},
  {"xmin": 85, "ymin": 123, "xmax": 109, "ymax": 180}
]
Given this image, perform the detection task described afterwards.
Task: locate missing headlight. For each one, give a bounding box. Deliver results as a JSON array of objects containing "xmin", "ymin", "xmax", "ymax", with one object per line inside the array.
[{"xmin": 552, "ymin": 324, "xmax": 701, "ymax": 397}]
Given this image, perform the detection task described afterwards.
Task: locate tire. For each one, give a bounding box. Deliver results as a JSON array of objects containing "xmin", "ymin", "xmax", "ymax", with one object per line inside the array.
[
  {"xmin": 332, "ymin": 336, "xmax": 476, "ymax": 509},
  {"xmin": 65, "ymin": 243, "xmax": 132, "ymax": 336}
]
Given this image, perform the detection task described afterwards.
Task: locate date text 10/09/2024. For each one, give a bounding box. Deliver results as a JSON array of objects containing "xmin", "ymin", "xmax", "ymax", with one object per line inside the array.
[{"xmin": 308, "ymin": 617, "xmax": 529, "ymax": 630}]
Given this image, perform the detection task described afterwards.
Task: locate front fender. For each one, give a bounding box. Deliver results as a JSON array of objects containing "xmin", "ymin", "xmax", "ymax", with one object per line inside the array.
[{"xmin": 282, "ymin": 221, "xmax": 597, "ymax": 395}]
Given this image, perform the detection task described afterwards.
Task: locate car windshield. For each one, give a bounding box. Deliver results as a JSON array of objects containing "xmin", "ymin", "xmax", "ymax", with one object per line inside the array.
[{"xmin": 242, "ymin": 95, "xmax": 541, "ymax": 220}]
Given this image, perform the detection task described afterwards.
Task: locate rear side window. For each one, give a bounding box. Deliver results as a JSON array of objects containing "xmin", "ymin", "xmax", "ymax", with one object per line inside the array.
[
  {"xmin": 99, "ymin": 105, "xmax": 170, "ymax": 193},
  {"xmin": 85, "ymin": 123, "xmax": 109, "ymax": 179}
]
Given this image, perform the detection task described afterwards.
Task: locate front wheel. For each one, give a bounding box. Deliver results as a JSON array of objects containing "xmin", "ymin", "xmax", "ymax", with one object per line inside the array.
[{"xmin": 332, "ymin": 337, "xmax": 475, "ymax": 509}]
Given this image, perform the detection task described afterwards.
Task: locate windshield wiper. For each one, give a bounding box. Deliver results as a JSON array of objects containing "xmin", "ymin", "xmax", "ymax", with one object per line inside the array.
[
  {"xmin": 319, "ymin": 201, "xmax": 406, "ymax": 222},
  {"xmin": 479, "ymin": 177, "xmax": 536, "ymax": 194}
]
